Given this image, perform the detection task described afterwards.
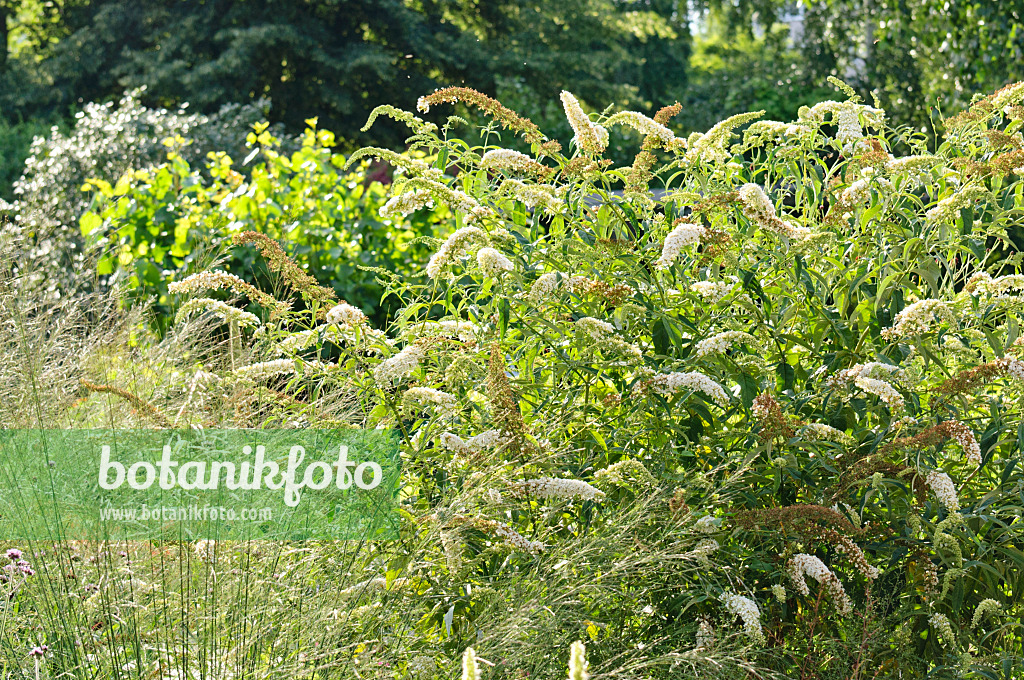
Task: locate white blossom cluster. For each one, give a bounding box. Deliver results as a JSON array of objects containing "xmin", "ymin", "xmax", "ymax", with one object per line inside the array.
[
  {"xmin": 826, "ymin": 362, "xmax": 905, "ymax": 388},
  {"xmin": 721, "ymin": 592, "xmax": 765, "ymax": 644},
  {"xmin": 771, "ymin": 584, "xmax": 787, "ymax": 603},
  {"xmin": 412, "ymin": 178, "xmax": 489, "ymax": 219},
  {"xmin": 483, "ymin": 519, "xmax": 545, "ymax": 554},
  {"xmin": 568, "ymin": 641, "xmax": 589, "ymax": 680},
  {"xmin": 477, "ymin": 247, "xmax": 514, "ymax": 275},
  {"xmin": 682, "ymin": 111, "xmax": 764, "ymax": 163},
  {"xmin": 971, "ymin": 598, "xmax": 1002, "ymax": 629},
  {"xmin": 326, "ymin": 302, "xmax": 367, "ymax": 327},
  {"xmin": 688, "ymin": 538, "xmax": 719, "ymax": 566},
  {"xmin": 738, "ymin": 183, "xmax": 812, "ymax": 240},
  {"xmin": 695, "ymin": 616, "xmax": 715, "ymax": 649},
  {"xmin": 402, "ymin": 386, "xmax": 459, "ymax": 419},
  {"xmin": 836, "ymin": 536, "xmax": 880, "ymax": 580},
  {"xmin": 654, "ymin": 221, "xmax": 705, "ymax": 269},
  {"xmin": 277, "ymin": 329, "xmax": 319, "ymax": 355},
  {"xmin": 426, "ymin": 226, "xmax": 489, "ymax": 279},
  {"xmin": 576, "ymin": 317, "xmax": 642, "ymax": 359},
  {"xmin": 169, "ymin": 270, "xmax": 253, "ymax": 297},
  {"xmin": 943, "ymin": 420, "xmax": 982, "ymax": 466},
  {"xmin": 925, "ymin": 185, "xmax": 988, "ymax": 226},
  {"xmin": 516, "ymin": 477, "xmax": 605, "ymax": 501},
  {"xmin": 885, "ymin": 154, "xmax": 941, "ymax": 181},
  {"xmin": 882, "ymin": 299, "xmax": 954, "ymax": 339},
  {"xmin": 966, "ymin": 272, "xmax": 1024, "ymax": 297},
  {"xmin": 374, "ymin": 344, "xmax": 424, "ymax": 383},
  {"xmin": 798, "ymin": 423, "xmax": 856, "ymax": 446},
  {"xmin": 439, "ymin": 430, "xmax": 503, "ymax": 459},
  {"xmin": 560, "ymin": 91, "xmax": 608, "ymax": 154},
  {"xmin": 528, "ymin": 271, "xmax": 564, "ymax": 303},
  {"xmin": 694, "ymin": 330, "xmax": 755, "ymax": 359},
  {"xmin": 786, "ymin": 554, "xmax": 852, "ymax": 615},
  {"xmin": 995, "ymin": 356, "xmax": 1024, "ymax": 382},
  {"xmin": 798, "ymin": 100, "xmax": 884, "ymax": 152},
  {"xmin": 925, "ymin": 469, "xmax": 960, "ymax": 511},
  {"xmin": 691, "ymin": 280, "xmax": 736, "ymax": 304},
  {"xmin": 233, "ymin": 358, "xmax": 296, "ymax": 381},
  {"xmin": 500, "ymin": 179, "xmax": 565, "ymax": 214},
  {"xmin": 417, "ymin": 320, "xmax": 479, "ymax": 342},
  {"xmin": 691, "ymin": 515, "xmax": 719, "ymax": 534},
  {"xmin": 854, "ymin": 376, "xmax": 906, "ymax": 413},
  {"xmin": 379, "ymin": 190, "xmax": 435, "ymax": 218},
  {"xmin": 605, "ymin": 111, "xmax": 675, "ymax": 147},
  {"xmin": 176, "ymin": 298, "xmax": 261, "ymax": 329},
  {"xmin": 641, "ymin": 371, "xmax": 730, "ymax": 407},
  {"xmin": 929, "ymin": 612, "xmax": 955, "ymax": 648},
  {"xmin": 479, "ymin": 148, "xmax": 546, "ymax": 174}
]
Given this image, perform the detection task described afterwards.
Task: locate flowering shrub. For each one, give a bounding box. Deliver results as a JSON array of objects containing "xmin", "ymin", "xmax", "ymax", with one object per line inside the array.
[
  {"xmin": 5, "ymin": 80, "xmax": 1024, "ymax": 679},
  {"xmin": 0, "ymin": 89, "xmax": 275, "ymax": 297}
]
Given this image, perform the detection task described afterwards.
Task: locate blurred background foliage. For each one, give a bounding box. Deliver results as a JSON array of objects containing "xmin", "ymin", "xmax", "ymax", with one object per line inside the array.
[{"xmin": 1, "ymin": 0, "xmax": 1022, "ymax": 197}]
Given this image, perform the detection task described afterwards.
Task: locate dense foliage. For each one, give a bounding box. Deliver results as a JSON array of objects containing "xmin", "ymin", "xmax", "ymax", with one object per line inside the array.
[
  {"xmin": 0, "ymin": 90, "xmax": 277, "ymax": 295},
  {"xmin": 3, "ymin": 80, "xmax": 1024, "ymax": 678}
]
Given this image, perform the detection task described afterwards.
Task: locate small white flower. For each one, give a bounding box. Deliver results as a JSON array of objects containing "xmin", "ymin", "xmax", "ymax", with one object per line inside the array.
[
  {"xmin": 326, "ymin": 303, "xmax": 367, "ymax": 326},
  {"xmin": 374, "ymin": 344, "xmax": 424, "ymax": 383},
  {"xmin": 694, "ymin": 330, "xmax": 756, "ymax": 358},
  {"xmin": 516, "ymin": 477, "xmax": 605, "ymax": 501}
]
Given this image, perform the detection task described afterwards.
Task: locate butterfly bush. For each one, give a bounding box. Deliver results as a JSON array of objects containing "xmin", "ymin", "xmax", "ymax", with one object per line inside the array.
[{"xmin": 165, "ymin": 79, "xmax": 1024, "ymax": 675}]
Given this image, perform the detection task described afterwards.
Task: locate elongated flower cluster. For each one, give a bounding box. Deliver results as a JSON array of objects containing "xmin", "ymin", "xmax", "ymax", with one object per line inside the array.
[
  {"xmin": 738, "ymin": 183, "xmax": 812, "ymax": 240},
  {"xmin": 326, "ymin": 302, "xmax": 367, "ymax": 327},
  {"xmin": 402, "ymin": 386, "xmax": 459, "ymax": 419},
  {"xmin": 940, "ymin": 420, "xmax": 982, "ymax": 465},
  {"xmin": 233, "ymin": 359, "xmax": 296, "ymax": 381},
  {"xmin": 500, "ymin": 179, "xmax": 565, "ymax": 214},
  {"xmin": 476, "ymin": 518, "xmax": 544, "ymax": 554},
  {"xmin": 477, "ymin": 247, "xmax": 514, "ymax": 275},
  {"xmin": 925, "ymin": 469, "xmax": 960, "ymax": 511},
  {"xmin": 480, "ymin": 149, "xmax": 552, "ymax": 176},
  {"xmin": 882, "ymin": 299, "xmax": 954, "ymax": 338},
  {"xmin": 528, "ymin": 271, "xmax": 564, "ymax": 303},
  {"xmin": 461, "ymin": 647, "xmax": 479, "ymax": 680},
  {"xmin": 374, "ymin": 344, "xmax": 424, "ymax": 383},
  {"xmin": 439, "ymin": 430, "xmax": 503, "ymax": 461},
  {"xmin": 691, "ymin": 280, "xmax": 736, "ymax": 303},
  {"xmin": 426, "ymin": 226, "xmax": 488, "ymax": 279},
  {"xmin": 854, "ymin": 376, "xmax": 906, "ymax": 413},
  {"xmin": 694, "ymin": 330, "xmax": 755, "ymax": 358},
  {"xmin": 605, "ymin": 111, "xmax": 674, "ymax": 147},
  {"xmin": 576, "ymin": 317, "xmax": 641, "ymax": 359},
  {"xmin": 966, "ymin": 272, "xmax": 1024, "ymax": 296},
  {"xmin": 721, "ymin": 592, "xmax": 765, "ymax": 644},
  {"xmin": 695, "ymin": 617, "xmax": 715, "ymax": 649},
  {"xmin": 684, "ymin": 111, "xmax": 764, "ymax": 163},
  {"xmin": 516, "ymin": 477, "xmax": 605, "ymax": 501},
  {"xmin": 168, "ymin": 271, "xmax": 278, "ymax": 309},
  {"xmin": 787, "ymin": 554, "xmax": 852, "ymax": 615},
  {"xmin": 560, "ymin": 91, "xmax": 608, "ymax": 154},
  {"xmin": 568, "ymin": 641, "xmax": 589, "ymax": 680},
  {"xmin": 929, "ymin": 612, "xmax": 955, "ymax": 648},
  {"xmin": 654, "ymin": 221, "xmax": 705, "ymax": 269},
  {"xmin": 798, "ymin": 423, "xmax": 856, "ymax": 446},
  {"xmin": 835, "ymin": 536, "xmax": 880, "ymax": 580},
  {"xmin": 826, "ymin": 361, "xmax": 905, "ymax": 387},
  {"xmin": 925, "ymin": 185, "xmax": 988, "ymax": 226},
  {"xmin": 408, "ymin": 178, "xmax": 492, "ymax": 224},
  {"xmin": 641, "ymin": 371, "xmax": 730, "ymax": 407},
  {"xmin": 971, "ymin": 598, "xmax": 1002, "ymax": 628},
  {"xmin": 412, "ymin": 319, "xmax": 479, "ymax": 342},
  {"xmin": 379, "ymin": 189, "xmax": 435, "ymax": 218},
  {"xmin": 176, "ymin": 298, "xmax": 261, "ymax": 329}
]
